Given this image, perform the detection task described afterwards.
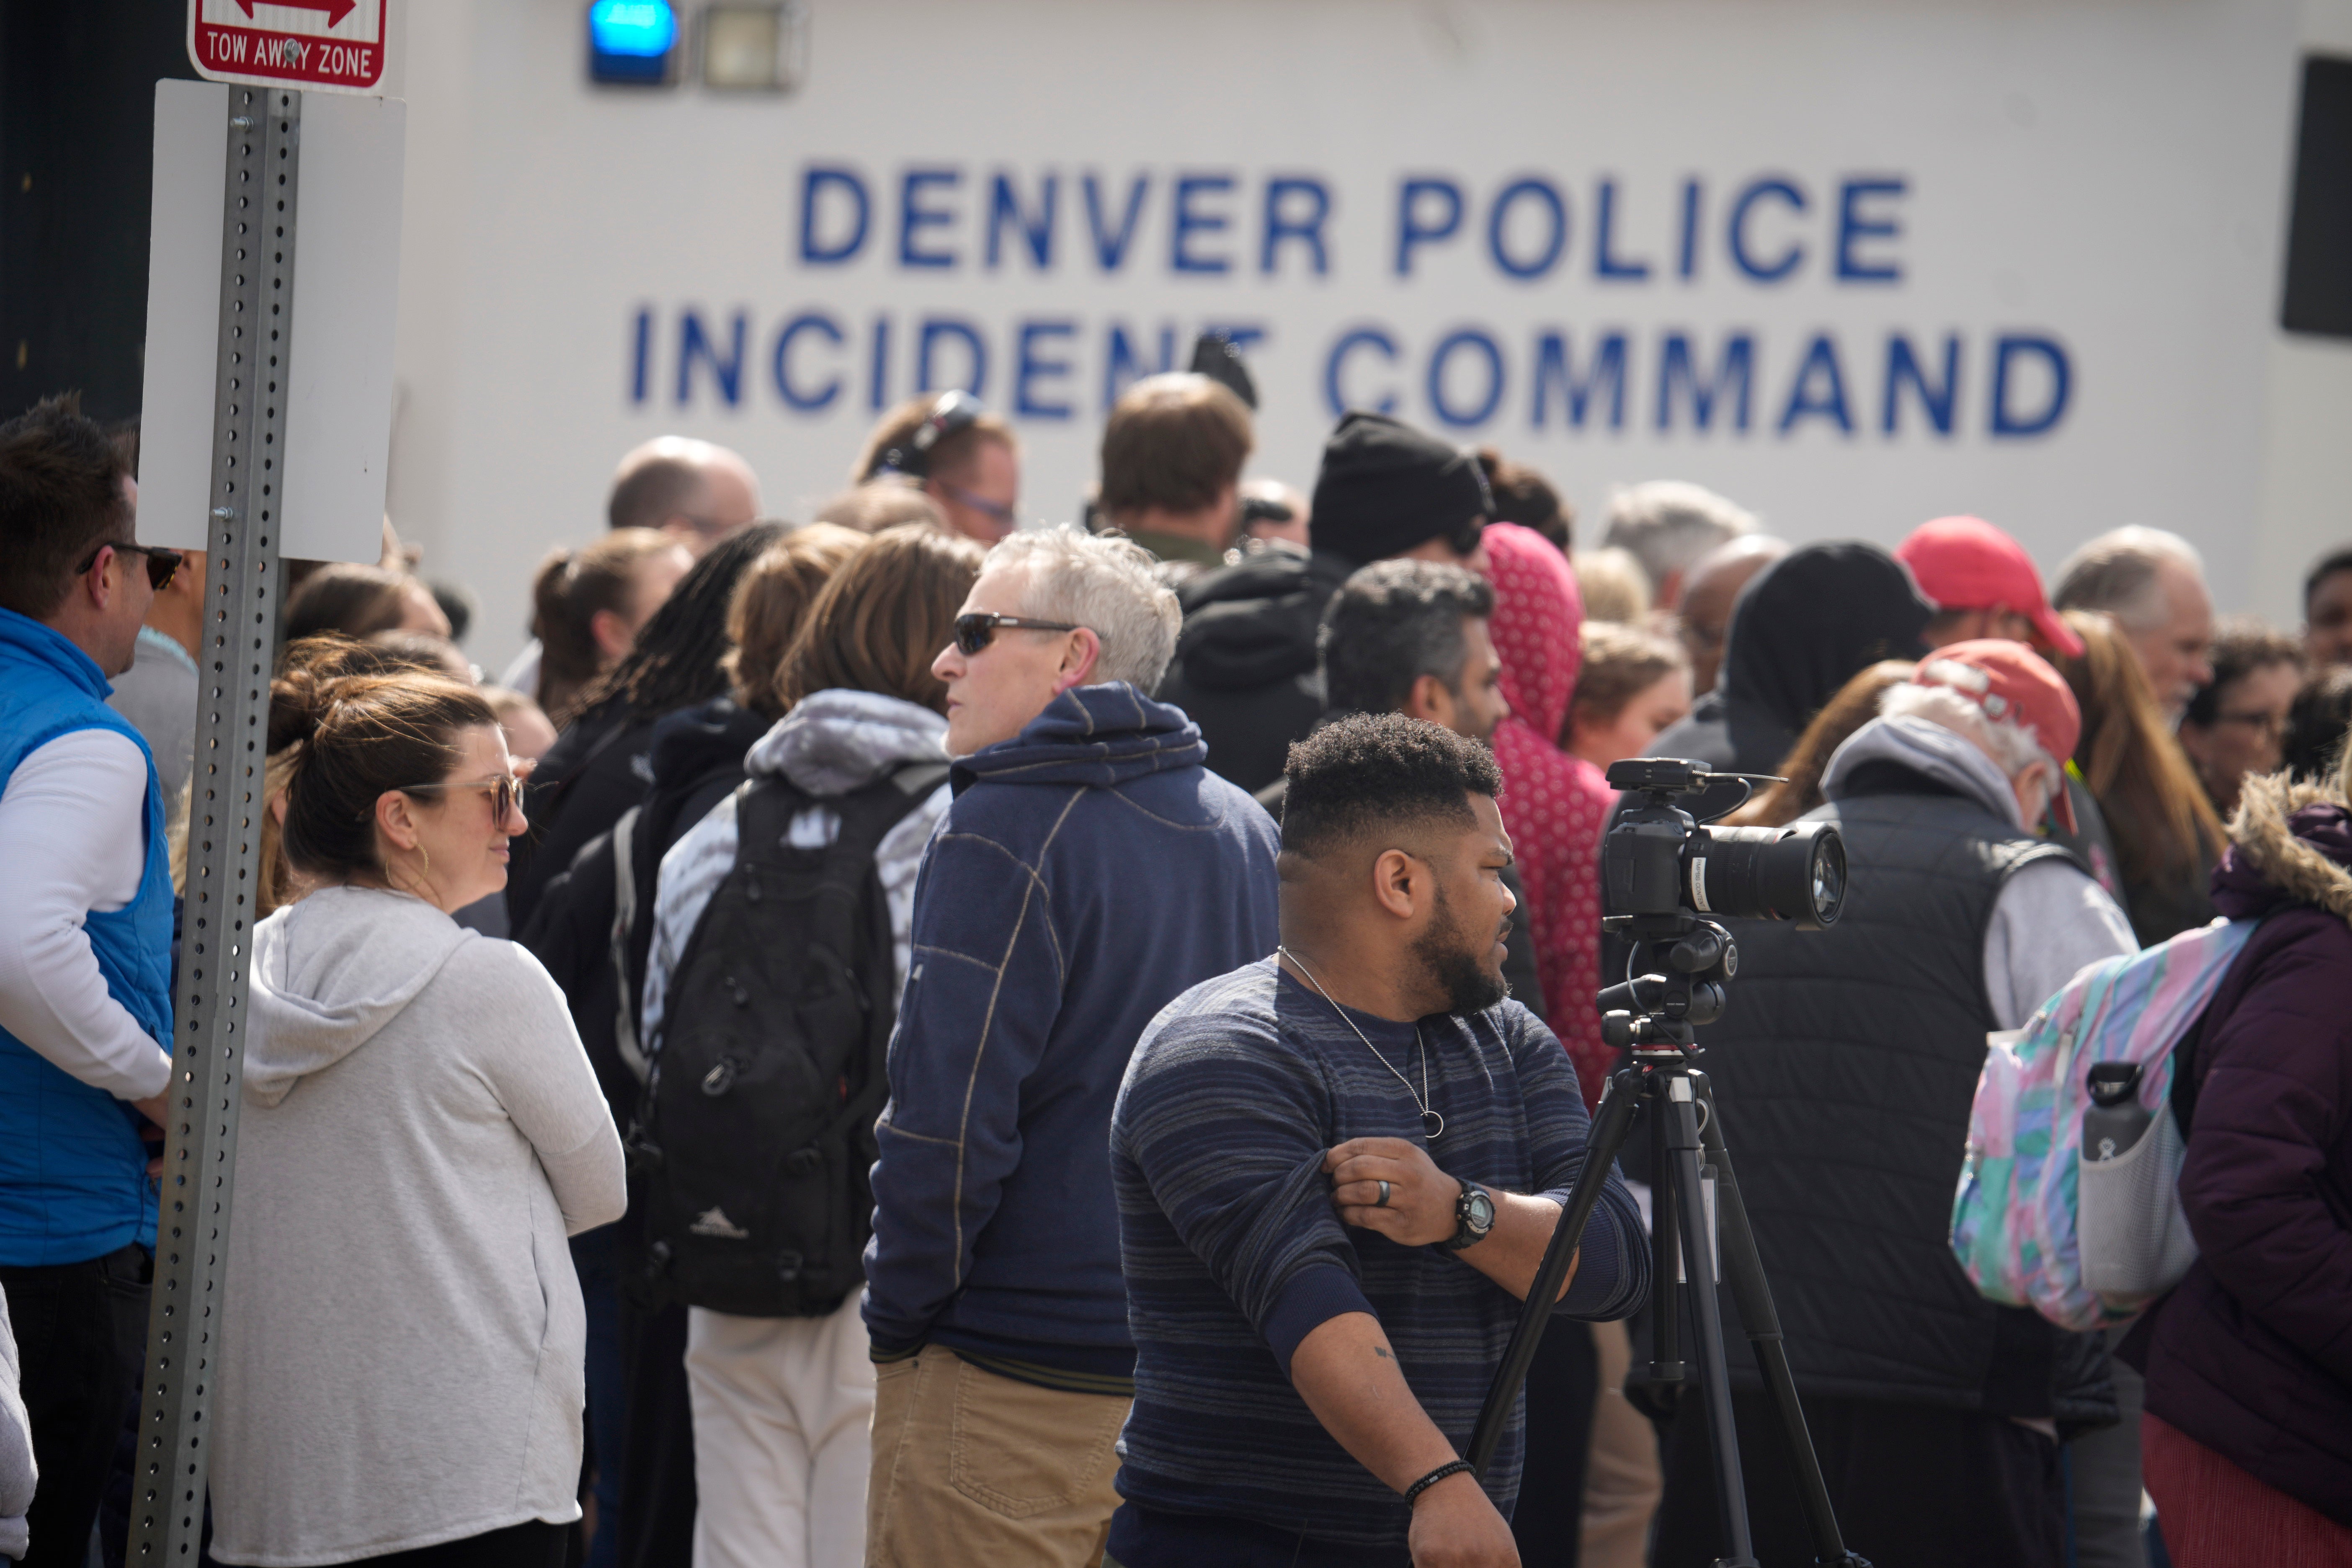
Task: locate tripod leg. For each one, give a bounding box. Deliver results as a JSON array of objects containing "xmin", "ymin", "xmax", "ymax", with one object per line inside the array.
[
  {"xmin": 1689, "ymin": 1072, "xmax": 1870, "ymax": 1568},
  {"xmin": 1466, "ymin": 1066, "xmax": 1643, "ymax": 1477},
  {"xmin": 1662, "ymin": 1073, "xmax": 1759, "ymax": 1568},
  {"xmin": 1648, "ymin": 1097, "xmax": 1684, "ymax": 1392}
]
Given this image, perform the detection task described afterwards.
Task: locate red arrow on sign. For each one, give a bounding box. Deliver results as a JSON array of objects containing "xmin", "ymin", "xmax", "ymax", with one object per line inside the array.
[{"xmin": 233, "ymin": 0, "xmax": 359, "ymax": 24}]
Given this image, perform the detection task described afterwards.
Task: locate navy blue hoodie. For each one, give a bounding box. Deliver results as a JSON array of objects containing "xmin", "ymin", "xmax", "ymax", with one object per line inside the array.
[{"xmin": 862, "ymin": 683, "xmax": 1281, "ymax": 1390}]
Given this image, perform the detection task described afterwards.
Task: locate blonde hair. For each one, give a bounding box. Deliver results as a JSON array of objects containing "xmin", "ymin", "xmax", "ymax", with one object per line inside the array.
[{"xmin": 1572, "ymin": 548, "xmax": 1653, "ymax": 626}]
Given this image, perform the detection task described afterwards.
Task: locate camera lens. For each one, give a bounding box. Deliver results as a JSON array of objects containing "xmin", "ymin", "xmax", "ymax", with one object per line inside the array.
[{"xmin": 1686, "ymin": 821, "xmax": 1846, "ymax": 929}]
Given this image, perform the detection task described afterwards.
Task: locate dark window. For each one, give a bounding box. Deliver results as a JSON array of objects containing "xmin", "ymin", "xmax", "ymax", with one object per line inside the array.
[{"xmin": 2283, "ymin": 54, "xmax": 2352, "ymax": 338}]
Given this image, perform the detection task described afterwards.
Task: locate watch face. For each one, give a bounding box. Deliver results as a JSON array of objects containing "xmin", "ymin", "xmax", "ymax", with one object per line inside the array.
[{"xmin": 1466, "ymin": 1189, "xmax": 1496, "ymax": 1232}]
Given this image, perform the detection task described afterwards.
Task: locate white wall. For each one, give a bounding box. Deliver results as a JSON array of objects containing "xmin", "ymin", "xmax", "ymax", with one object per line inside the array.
[{"xmin": 384, "ymin": 0, "xmax": 2344, "ymax": 671}]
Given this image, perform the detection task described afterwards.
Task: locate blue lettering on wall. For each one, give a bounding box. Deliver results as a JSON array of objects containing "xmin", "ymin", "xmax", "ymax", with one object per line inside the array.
[
  {"xmin": 868, "ymin": 315, "xmax": 890, "ymax": 411},
  {"xmin": 1326, "ymin": 326, "xmax": 1400, "ymax": 415},
  {"xmin": 1777, "ymin": 332, "xmax": 1854, "ymax": 433},
  {"xmin": 1487, "ymin": 177, "xmax": 1568, "ymax": 281},
  {"xmin": 677, "ymin": 309, "xmax": 746, "ymax": 406},
  {"xmin": 987, "ymin": 171, "xmax": 1057, "ymax": 271},
  {"xmin": 1083, "ymin": 173, "xmax": 1151, "ymax": 272},
  {"xmin": 900, "ymin": 167, "xmax": 962, "ymax": 270},
  {"xmin": 1171, "ymin": 173, "xmax": 1237, "ymax": 275},
  {"xmin": 1261, "ymin": 177, "xmax": 1333, "ymax": 276},
  {"xmin": 1104, "ymin": 321, "xmax": 1178, "ymax": 411},
  {"xmin": 1011, "ymin": 320, "xmax": 1074, "ymax": 419},
  {"xmin": 1884, "ymin": 332, "xmax": 1959, "ymax": 435},
  {"xmin": 1657, "ymin": 331, "xmax": 1755, "ymax": 431},
  {"xmin": 1990, "ymin": 333, "xmax": 2069, "ymax": 437},
  {"xmin": 1532, "ymin": 330, "xmax": 1628, "ymax": 430},
  {"xmin": 1593, "ymin": 178, "xmax": 1652, "ymax": 281},
  {"xmin": 1395, "ymin": 176, "xmax": 1465, "ymax": 276},
  {"xmin": 800, "ymin": 166, "xmax": 869, "ymax": 266},
  {"xmin": 1676, "ymin": 179, "xmax": 1702, "ymax": 281},
  {"xmin": 1428, "ymin": 328, "xmax": 1506, "ymax": 427},
  {"xmin": 1728, "ymin": 178, "xmax": 1805, "ymax": 284},
  {"xmin": 1836, "ymin": 177, "xmax": 1907, "ymax": 283},
  {"xmin": 917, "ymin": 315, "xmax": 987, "ymax": 397},
  {"xmin": 771, "ymin": 312, "xmax": 843, "ymax": 412},
  {"xmin": 629, "ymin": 306, "xmax": 652, "ymax": 404}
]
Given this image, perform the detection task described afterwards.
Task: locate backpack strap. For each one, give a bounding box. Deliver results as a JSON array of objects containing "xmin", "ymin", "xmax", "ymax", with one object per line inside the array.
[{"xmin": 609, "ymin": 805, "xmax": 649, "ymax": 1084}]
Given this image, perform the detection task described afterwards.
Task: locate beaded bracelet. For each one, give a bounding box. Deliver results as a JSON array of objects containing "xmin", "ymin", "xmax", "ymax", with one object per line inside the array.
[{"xmin": 1404, "ymin": 1458, "xmax": 1475, "ymax": 1507}]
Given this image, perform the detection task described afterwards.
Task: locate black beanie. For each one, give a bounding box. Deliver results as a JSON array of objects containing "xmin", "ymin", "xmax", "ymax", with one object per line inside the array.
[{"xmin": 1310, "ymin": 411, "xmax": 1493, "ymax": 568}]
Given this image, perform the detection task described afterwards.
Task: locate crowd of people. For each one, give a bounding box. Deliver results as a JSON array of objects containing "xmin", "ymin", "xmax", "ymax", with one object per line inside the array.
[{"xmin": 0, "ymin": 364, "xmax": 2345, "ymax": 1568}]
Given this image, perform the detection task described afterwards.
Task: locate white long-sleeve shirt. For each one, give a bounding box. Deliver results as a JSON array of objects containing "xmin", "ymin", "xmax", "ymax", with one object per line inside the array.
[{"xmin": 0, "ymin": 728, "xmax": 171, "ymax": 1100}]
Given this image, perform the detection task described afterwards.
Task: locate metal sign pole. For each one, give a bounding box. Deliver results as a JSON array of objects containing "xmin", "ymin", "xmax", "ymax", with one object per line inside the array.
[{"xmin": 127, "ymin": 82, "xmax": 299, "ymax": 1566}]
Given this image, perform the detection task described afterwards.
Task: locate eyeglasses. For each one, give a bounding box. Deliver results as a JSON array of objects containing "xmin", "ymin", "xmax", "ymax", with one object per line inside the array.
[
  {"xmin": 74, "ymin": 540, "xmax": 184, "ymax": 592},
  {"xmin": 397, "ymin": 774, "xmax": 524, "ymax": 821},
  {"xmin": 2215, "ymin": 709, "xmax": 2290, "ymax": 741},
  {"xmin": 937, "ymin": 482, "xmax": 1018, "ymax": 527},
  {"xmin": 1446, "ymin": 517, "xmax": 1487, "ymax": 560},
  {"xmin": 952, "ymin": 612, "xmax": 1082, "ymax": 657}
]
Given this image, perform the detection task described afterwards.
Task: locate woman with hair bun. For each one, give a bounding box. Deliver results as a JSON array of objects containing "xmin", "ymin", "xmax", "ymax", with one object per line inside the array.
[
  {"xmin": 531, "ymin": 529, "xmax": 693, "ymax": 726},
  {"xmin": 210, "ymin": 669, "xmax": 625, "ymax": 1568}
]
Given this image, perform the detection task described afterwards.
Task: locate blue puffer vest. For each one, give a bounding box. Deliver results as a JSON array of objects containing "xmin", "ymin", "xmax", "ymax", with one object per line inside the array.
[{"xmin": 0, "ymin": 608, "xmax": 173, "ymax": 1265}]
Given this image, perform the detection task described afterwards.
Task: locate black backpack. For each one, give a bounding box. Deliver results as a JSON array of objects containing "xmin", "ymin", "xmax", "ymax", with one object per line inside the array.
[{"xmin": 629, "ymin": 761, "xmax": 947, "ymax": 1317}]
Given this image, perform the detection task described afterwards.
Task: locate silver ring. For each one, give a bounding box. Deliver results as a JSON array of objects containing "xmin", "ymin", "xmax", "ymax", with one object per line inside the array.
[{"xmin": 1376, "ymin": 1179, "xmax": 1391, "ymax": 1208}]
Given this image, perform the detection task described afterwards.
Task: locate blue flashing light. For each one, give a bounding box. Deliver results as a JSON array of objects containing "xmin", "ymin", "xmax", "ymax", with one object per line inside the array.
[{"xmin": 589, "ymin": 0, "xmax": 679, "ymax": 84}]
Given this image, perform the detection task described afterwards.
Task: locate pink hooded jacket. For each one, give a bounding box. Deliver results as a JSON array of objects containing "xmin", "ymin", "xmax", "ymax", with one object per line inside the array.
[{"xmin": 1484, "ymin": 523, "xmax": 1617, "ymax": 1106}]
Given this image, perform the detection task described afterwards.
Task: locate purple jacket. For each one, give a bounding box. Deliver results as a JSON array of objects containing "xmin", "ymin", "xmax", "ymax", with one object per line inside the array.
[{"xmin": 2130, "ymin": 779, "xmax": 2352, "ymax": 1524}]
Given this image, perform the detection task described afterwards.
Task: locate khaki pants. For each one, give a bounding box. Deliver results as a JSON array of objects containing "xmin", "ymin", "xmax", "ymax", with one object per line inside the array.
[
  {"xmin": 864, "ymin": 1345, "xmax": 1129, "ymax": 1568},
  {"xmin": 1580, "ymin": 1317, "xmax": 1664, "ymax": 1568}
]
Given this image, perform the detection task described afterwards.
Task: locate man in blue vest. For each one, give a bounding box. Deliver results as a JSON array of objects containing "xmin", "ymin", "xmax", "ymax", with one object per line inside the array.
[{"xmin": 0, "ymin": 397, "xmax": 178, "ymax": 1566}]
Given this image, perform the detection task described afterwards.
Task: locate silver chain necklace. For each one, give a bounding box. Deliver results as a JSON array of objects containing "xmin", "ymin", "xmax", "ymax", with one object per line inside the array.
[{"xmin": 1278, "ymin": 946, "xmax": 1444, "ymax": 1140}]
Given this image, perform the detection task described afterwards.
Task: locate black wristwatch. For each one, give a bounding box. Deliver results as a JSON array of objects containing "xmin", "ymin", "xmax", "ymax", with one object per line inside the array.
[{"xmin": 1443, "ymin": 1180, "xmax": 1496, "ymax": 1251}]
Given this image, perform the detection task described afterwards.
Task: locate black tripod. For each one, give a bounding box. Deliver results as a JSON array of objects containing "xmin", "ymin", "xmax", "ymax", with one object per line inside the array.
[{"xmin": 1465, "ymin": 911, "xmax": 1871, "ymax": 1568}]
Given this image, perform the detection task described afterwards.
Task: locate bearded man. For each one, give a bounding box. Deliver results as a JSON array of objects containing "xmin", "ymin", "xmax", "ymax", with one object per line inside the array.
[{"xmin": 1105, "ymin": 713, "xmax": 1647, "ymax": 1568}]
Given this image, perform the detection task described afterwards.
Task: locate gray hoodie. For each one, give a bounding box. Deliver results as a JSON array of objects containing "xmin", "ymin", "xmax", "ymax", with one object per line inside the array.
[
  {"xmin": 0, "ymin": 1283, "xmax": 31, "ymax": 1560},
  {"xmin": 1822, "ymin": 714, "xmax": 2138, "ymax": 1027},
  {"xmin": 212, "ymin": 887, "xmax": 625, "ymax": 1567}
]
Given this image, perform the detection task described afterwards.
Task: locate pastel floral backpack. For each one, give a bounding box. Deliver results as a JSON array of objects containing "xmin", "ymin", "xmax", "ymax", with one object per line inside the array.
[{"xmin": 1950, "ymin": 917, "xmax": 2258, "ymax": 1332}]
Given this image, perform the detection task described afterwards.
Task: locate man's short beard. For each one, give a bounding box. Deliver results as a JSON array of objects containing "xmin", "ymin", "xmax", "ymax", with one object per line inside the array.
[{"xmin": 1412, "ymin": 879, "xmax": 1509, "ymax": 1016}]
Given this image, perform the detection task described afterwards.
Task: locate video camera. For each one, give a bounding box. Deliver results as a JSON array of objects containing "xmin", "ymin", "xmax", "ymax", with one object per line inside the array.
[{"xmin": 1602, "ymin": 758, "xmax": 1846, "ymax": 933}]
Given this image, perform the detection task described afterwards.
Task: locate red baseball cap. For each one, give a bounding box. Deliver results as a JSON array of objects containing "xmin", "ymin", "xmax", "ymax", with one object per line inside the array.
[
  {"xmin": 1896, "ymin": 516, "xmax": 2085, "ymax": 660},
  {"xmin": 1911, "ymin": 640, "xmax": 2083, "ymax": 831}
]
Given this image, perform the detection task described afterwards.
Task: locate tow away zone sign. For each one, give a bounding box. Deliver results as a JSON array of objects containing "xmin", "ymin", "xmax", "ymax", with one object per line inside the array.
[{"xmin": 189, "ymin": 0, "xmax": 387, "ymax": 94}]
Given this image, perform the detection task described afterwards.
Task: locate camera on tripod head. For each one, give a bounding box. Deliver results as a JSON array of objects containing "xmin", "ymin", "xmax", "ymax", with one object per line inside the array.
[
  {"xmin": 1598, "ymin": 758, "xmax": 1846, "ymax": 1057},
  {"xmin": 1603, "ymin": 758, "xmax": 1846, "ymax": 933}
]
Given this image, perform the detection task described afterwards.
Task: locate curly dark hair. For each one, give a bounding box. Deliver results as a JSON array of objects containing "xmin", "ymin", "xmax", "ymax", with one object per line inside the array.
[{"xmin": 1280, "ymin": 711, "xmax": 1501, "ymax": 859}]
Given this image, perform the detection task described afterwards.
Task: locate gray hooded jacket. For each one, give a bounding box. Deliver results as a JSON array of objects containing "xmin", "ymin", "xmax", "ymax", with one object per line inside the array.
[{"xmin": 212, "ymin": 887, "xmax": 624, "ymax": 1567}]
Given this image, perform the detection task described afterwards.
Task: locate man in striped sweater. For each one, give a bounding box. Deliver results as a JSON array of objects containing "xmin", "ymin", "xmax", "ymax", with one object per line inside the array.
[{"xmin": 1108, "ymin": 714, "xmax": 1648, "ymax": 1568}]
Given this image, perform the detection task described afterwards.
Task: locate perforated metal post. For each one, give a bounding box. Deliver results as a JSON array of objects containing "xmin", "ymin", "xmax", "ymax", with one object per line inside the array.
[{"xmin": 129, "ymin": 84, "xmax": 299, "ymax": 1566}]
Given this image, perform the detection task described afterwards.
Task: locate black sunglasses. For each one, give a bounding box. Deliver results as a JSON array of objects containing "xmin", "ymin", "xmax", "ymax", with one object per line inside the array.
[
  {"xmin": 75, "ymin": 540, "xmax": 184, "ymax": 592},
  {"xmin": 952, "ymin": 612, "xmax": 1081, "ymax": 656},
  {"xmin": 396, "ymin": 774, "xmax": 523, "ymax": 822},
  {"xmin": 1447, "ymin": 517, "xmax": 1487, "ymax": 559}
]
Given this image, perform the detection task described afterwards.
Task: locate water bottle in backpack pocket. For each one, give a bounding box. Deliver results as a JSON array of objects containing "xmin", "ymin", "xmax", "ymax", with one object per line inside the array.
[{"xmin": 2076, "ymin": 1061, "xmax": 2200, "ymax": 1310}]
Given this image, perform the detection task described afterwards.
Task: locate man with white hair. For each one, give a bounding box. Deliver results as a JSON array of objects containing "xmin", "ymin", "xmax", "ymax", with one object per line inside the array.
[
  {"xmin": 1650, "ymin": 641, "xmax": 2137, "ymax": 1568},
  {"xmin": 861, "ymin": 526, "xmax": 1282, "ymax": 1567},
  {"xmin": 1598, "ymin": 479, "xmax": 1758, "ymax": 609},
  {"xmin": 2052, "ymin": 525, "xmax": 2215, "ymax": 722}
]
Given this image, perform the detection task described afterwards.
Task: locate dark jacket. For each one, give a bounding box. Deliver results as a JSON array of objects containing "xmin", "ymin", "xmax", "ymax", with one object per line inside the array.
[
  {"xmin": 2133, "ymin": 776, "xmax": 2352, "ymax": 1524},
  {"xmin": 1154, "ymin": 545, "xmax": 1354, "ymax": 793},
  {"xmin": 861, "ymin": 684, "xmax": 1282, "ymax": 1386},
  {"xmin": 1650, "ymin": 541, "xmax": 1932, "ymax": 794},
  {"xmin": 507, "ymin": 707, "xmax": 660, "ymax": 931},
  {"xmin": 518, "ymin": 697, "xmax": 767, "ymax": 1132},
  {"xmin": 1690, "ymin": 762, "xmax": 2114, "ymax": 1428}
]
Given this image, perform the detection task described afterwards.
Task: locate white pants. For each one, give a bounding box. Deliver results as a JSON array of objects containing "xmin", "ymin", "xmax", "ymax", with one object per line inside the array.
[{"xmin": 686, "ymin": 1295, "xmax": 875, "ymax": 1568}]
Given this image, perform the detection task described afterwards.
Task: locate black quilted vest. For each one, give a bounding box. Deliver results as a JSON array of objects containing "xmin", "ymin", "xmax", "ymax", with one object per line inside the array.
[{"xmin": 1687, "ymin": 774, "xmax": 2115, "ymax": 1426}]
